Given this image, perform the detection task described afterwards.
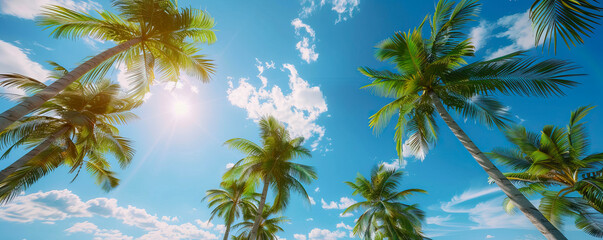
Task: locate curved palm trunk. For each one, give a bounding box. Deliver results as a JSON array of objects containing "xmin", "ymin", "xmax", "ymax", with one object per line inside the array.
[
  {"xmin": 249, "ymin": 180, "xmax": 269, "ymax": 240},
  {"xmin": 0, "ymin": 38, "xmax": 141, "ymax": 132},
  {"xmin": 0, "ymin": 126, "xmax": 69, "ymax": 182},
  {"xmin": 429, "ymin": 92, "xmax": 567, "ymax": 240}
]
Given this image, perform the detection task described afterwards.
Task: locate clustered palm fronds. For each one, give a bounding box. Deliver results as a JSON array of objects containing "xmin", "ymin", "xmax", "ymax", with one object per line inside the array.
[
  {"xmin": 205, "ymin": 116, "xmax": 315, "ymax": 240},
  {"xmin": 530, "ymin": 0, "xmax": 602, "ymax": 52},
  {"xmin": 490, "ymin": 106, "xmax": 603, "ymax": 237},
  {"xmin": 361, "ymin": 0, "xmax": 579, "ymax": 238},
  {"xmin": 0, "ymin": 62, "xmax": 138, "ymax": 203},
  {"xmin": 344, "ymin": 165, "xmax": 427, "ymax": 240},
  {"xmin": 0, "ymin": 0, "xmax": 217, "ymax": 133}
]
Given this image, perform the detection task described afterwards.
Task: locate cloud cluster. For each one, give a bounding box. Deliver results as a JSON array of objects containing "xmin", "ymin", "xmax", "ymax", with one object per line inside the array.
[
  {"xmin": 320, "ymin": 197, "xmax": 356, "ymax": 210},
  {"xmin": 469, "ymin": 11, "xmax": 538, "ymax": 59},
  {"xmin": 0, "ymin": 190, "xmax": 221, "ymax": 240},
  {"xmin": 0, "ymin": 40, "xmax": 49, "ymax": 83},
  {"xmin": 298, "ymin": 0, "xmax": 360, "ymax": 23},
  {"xmin": 292, "ymin": 18, "xmax": 319, "ymax": 63},
  {"xmin": 0, "ymin": 0, "xmax": 100, "ymax": 19},
  {"xmin": 381, "ymin": 159, "xmax": 407, "ymax": 170},
  {"xmin": 227, "ymin": 61, "xmax": 328, "ymax": 150}
]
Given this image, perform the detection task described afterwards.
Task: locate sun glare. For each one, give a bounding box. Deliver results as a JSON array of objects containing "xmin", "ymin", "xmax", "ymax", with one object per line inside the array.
[{"xmin": 172, "ymin": 99, "xmax": 190, "ymax": 117}]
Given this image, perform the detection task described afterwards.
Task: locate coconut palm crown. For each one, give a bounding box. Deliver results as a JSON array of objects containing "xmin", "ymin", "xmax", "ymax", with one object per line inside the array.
[
  {"xmin": 490, "ymin": 106, "xmax": 603, "ymax": 237},
  {"xmin": 224, "ymin": 116, "xmax": 317, "ymax": 240},
  {"xmin": 204, "ymin": 180, "xmax": 259, "ymax": 240},
  {"xmin": 232, "ymin": 204, "xmax": 289, "ymax": 240},
  {"xmin": 0, "ymin": 63, "xmax": 138, "ymax": 203},
  {"xmin": 0, "ymin": 0, "xmax": 216, "ymax": 132},
  {"xmin": 344, "ymin": 165, "xmax": 427, "ymax": 240},
  {"xmin": 360, "ymin": 0, "xmax": 579, "ymax": 239}
]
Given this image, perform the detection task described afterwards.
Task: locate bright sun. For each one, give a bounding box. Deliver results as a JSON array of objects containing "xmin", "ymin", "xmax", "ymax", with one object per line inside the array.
[{"xmin": 172, "ymin": 99, "xmax": 190, "ymax": 117}]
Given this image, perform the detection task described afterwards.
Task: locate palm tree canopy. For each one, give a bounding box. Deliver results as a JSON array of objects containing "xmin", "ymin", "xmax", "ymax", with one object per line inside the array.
[
  {"xmin": 344, "ymin": 165, "xmax": 427, "ymax": 240},
  {"xmin": 232, "ymin": 204, "xmax": 289, "ymax": 240},
  {"xmin": 224, "ymin": 116, "xmax": 317, "ymax": 211},
  {"xmin": 530, "ymin": 0, "xmax": 602, "ymax": 52},
  {"xmin": 489, "ymin": 106, "xmax": 603, "ymax": 237},
  {"xmin": 0, "ymin": 63, "xmax": 138, "ymax": 203},
  {"xmin": 37, "ymin": 0, "xmax": 217, "ymax": 98},
  {"xmin": 361, "ymin": 0, "xmax": 579, "ymax": 160},
  {"xmin": 204, "ymin": 180, "xmax": 258, "ymax": 226}
]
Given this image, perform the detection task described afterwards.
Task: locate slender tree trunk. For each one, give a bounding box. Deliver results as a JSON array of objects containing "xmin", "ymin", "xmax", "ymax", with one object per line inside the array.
[
  {"xmin": 0, "ymin": 38, "xmax": 141, "ymax": 132},
  {"xmin": 0, "ymin": 126, "xmax": 69, "ymax": 182},
  {"xmin": 223, "ymin": 223, "xmax": 231, "ymax": 240},
  {"xmin": 428, "ymin": 92, "xmax": 567, "ymax": 240},
  {"xmin": 249, "ymin": 180, "xmax": 269, "ymax": 240}
]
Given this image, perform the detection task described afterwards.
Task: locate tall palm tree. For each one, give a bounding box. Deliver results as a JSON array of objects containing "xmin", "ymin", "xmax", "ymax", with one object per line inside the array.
[
  {"xmin": 0, "ymin": 0, "xmax": 216, "ymax": 132},
  {"xmin": 0, "ymin": 64, "xmax": 137, "ymax": 203},
  {"xmin": 530, "ymin": 0, "xmax": 602, "ymax": 52},
  {"xmin": 224, "ymin": 116, "xmax": 317, "ymax": 240},
  {"xmin": 343, "ymin": 165, "xmax": 427, "ymax": 240},
  {"xmin": 231, "ymin": 204, "xmax": 289, "ymax": 240},
  {"xmin": 360, "ymin": 1, "xmax": 579, "ymax": 239},
  {"xmin": 489, "ymin": 106, "xmax": 603, "ymax": 237},
  {"xmin": 204, "ymin": 180, "xmax": 258, "ymax": 240}
]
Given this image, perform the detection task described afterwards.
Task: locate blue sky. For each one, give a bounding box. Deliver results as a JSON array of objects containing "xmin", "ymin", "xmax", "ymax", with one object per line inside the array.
[{"xmin": 0, "ymin": 0, "xmax": 602, "ymax": 239}]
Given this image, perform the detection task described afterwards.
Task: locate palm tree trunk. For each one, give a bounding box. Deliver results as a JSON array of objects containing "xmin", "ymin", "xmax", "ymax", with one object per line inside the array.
[
  {"xmin": 428, "ymin": 92, "xmax": 567, "ymax": 240},
  {"xmin": 0, "ymin": 125, "xmax": 69, "ymax": 182},
  {"xmin": 249, "ymin": 180, "xmax": 269, "ymax": 240},
  {"xmin": 223, "ymin": 223, "xmax": 231, "ymax": 240},
  {"xmin": 0, "ymin": 38, "xmax": 142, "ymax": 133}
]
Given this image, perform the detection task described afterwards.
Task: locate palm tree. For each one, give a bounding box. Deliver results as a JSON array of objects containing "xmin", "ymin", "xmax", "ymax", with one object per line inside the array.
[
  {"xmin": 360, "ymin": 1, "xmax": 579, "ymax": 239},
  {"xmin": 204, "ymin": 180, "xmax": 259, "ymax": 240},
  {"xmin": 224, "ymin": 116, "xmax": 317, "ymax": 240},
  {"xmin": 489, "ymin": 106, "xmax": 603, "ymax": 237},
  {"xmin": 0, "ymin": 0, "xmax": 216, "ymax": 132},
  {"xmin": 530, "ymin": 0, "xmax": 602, "ymax": 52},
  {"xmin": 0, "ymin": 64, "xmax": 137, "ymax": 203},
  {"xmin": 231, "ymin": 204, "xmax": 289, "ymax": 240},
  {"xmin": 343, "ymin": 165, "xmax": 427, "ymax": 240}
]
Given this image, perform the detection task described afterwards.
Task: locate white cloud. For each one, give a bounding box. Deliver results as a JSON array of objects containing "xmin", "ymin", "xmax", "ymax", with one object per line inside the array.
[
  {"xmin": 292, "ymin": 18, "xmax": 316, "ymax": 38},
  {"xmin": 336, "ymin": 222, "xmax": 352, "ymax": 230},
  {"xmin": 426, "ymin": 215, "xmax": 453, "ymax": 226},
  {"xmin": 83, "ymin": 37, "xmax": 106, "ymax": 50},
  {"xmin": 306, "ymin": 218, "xmax": 314, "ymax": 221},
  {"xmin": 65, "ymin": 221, "xmax": 133, "ymax": 240},
  {"xmin": 321, "ymin": 197, "xmax": 356, "ymax": 210},
  {"xmin": 330, "ymin": 0, "xmax": 360, "ymax": 23},
  {"xmin": 227, "ymin": 62, "xmax": 328, "ymax": 150},
  {"xmin": 486, "ymin": 235, "xmax": 495, "ymax": 239},
  {"xmin": 0, "ymin": 40, "xmax": 49, "ymax": 95},
  {"xmin": 0, "ymin": 190, "xmax": 220, "ymax": 240},
  {"xmin": 309, "ymin": 196, "xmax": 316, "ymax": 205},
  {"xmin": 381, "ymin": 159, "xmax": 406, "ymax": 170},
  {"xmin": 291, "ymin": 19, "xmax": 319, "ymax": 63},
  {"xmin": 439, "ymin": 186, "xmax": 533, "ymax": 230},
  {"xmin": 225, "ymin": 163, "xmax": 235, "ymax": 169},
  {"xmin": 33, "ymin": 42, "xmax": 53, "ymax": 51},
  {"xmin": 469, "ymin": 21, "xmax": 493, "ymax": 51},
  {"xmin": 294, "ymin": 234, "xmax": 307, "ymax": 240},
  {"xmin": 321, "ymin": 198, "xmax": 338, "ymax": 209},
  {"xmin": 0, "ymin": 0, "xmax": 100, "ymax": 19},
  {"xmin": 308, "ymin": 228, "xmax": 347, "ymax": 240},
  {"xmin": 296, "ymin": 37, "xmax": 319, "ymax": 63},
  {"xmin": 339, "ymin": 212, "xmax": 353, "ymax": 218},
  {"xmin": 472, "ymin": 11, "xmax": 538, "ymax": 60},
  {"xmin": 315, "ymin": 187, "xmax": 320, "ymax": 192}
]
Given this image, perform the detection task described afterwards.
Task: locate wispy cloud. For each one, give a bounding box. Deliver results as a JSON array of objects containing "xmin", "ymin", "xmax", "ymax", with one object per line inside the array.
[
  {"xmin": 292, "ymin": 18, "xmax": 319, "ymax": 63},
  {"xmin": 0, "ymin": 0, "xmax": 101, "ymax": 20}
]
